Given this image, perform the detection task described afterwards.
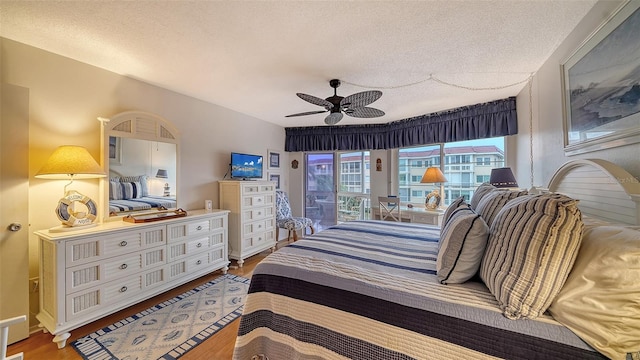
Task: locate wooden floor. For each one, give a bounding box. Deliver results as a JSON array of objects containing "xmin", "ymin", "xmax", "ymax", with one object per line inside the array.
[{"xmin": 7, "ymin": 249, "xmax": 272, "ymax": 360}]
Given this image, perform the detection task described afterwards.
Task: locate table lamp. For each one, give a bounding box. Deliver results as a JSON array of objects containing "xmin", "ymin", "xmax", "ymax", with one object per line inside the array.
[
  {"xmin": 35, "ymin": 145, "xmax": 106, "ymax": 231},
  {"xmin": 489, "ymin": 167, "xmax": 518, "ymax": 188},
  {"xmin": 156, "ymin": 169, "xmax": 171, "ymax": 196},
  {"xmin": 420, "ymin": 167, "xmax": 447, "ymax": 210}
]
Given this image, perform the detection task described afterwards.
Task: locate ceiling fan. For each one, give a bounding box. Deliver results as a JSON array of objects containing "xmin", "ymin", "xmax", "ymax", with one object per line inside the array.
[{"xmin": 286, "ymin": 79, "xmax": 385, "ymax": 125}]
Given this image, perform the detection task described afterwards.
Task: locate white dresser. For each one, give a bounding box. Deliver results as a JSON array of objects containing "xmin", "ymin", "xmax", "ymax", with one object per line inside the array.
[
  {"xmin": 35, "ymin": 209, "xmax": 229, "ymax": 349},
  {"xmin": 219, "ymin": 180, "xmax": 276, "ymax": 267}
]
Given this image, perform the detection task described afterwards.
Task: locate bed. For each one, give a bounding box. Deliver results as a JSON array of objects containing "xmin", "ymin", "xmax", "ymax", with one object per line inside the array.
[
  {"xmin": 108, "ymin": 173, "xmax": 177, "ymax": 215},
  {"xmin": 233, "ymin": 159, "xmax": 640, "ymax": 360}
]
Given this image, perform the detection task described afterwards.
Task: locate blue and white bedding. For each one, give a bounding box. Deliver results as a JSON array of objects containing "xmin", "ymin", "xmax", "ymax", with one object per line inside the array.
[
  {"xmin": 233, "ymin": 220, "xmax": 605, "ymax": 359},
  {"xmin": 108, "ymin": 196, "xmax": 176, "ymax": 214}
]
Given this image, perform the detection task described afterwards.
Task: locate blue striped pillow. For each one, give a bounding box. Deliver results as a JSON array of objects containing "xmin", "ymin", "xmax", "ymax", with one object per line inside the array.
[
  {"xmin": 120, "ymin": 181, "xmax": 143, "ymax": 199},
  {"xmin": 109, "ymin": 180, "xmax": 123, "ymax": 200},
  {"xmin": 119, "ymin": 175, "xmax": 149, "ymax": 196}
]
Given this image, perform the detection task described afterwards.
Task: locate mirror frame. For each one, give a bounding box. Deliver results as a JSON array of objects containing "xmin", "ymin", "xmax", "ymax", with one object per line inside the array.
[{"xmin": 99, "ymin": 111, "xmax": 180, "ymax": 222}]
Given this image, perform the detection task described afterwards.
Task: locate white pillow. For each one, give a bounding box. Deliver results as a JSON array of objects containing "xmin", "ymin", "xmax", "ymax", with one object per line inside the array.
[{"xmin": 549, "ymin": 226, "xmax": 640, "ymax": 360}]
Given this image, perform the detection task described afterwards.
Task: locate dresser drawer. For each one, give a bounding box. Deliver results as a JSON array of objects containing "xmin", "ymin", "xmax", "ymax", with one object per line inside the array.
[
  {"xmin": 242, "ymin": 195, "xmax": 266, "ymax": 208},
  {"xmin": 65, "ymin": 227, "xmax": 165, "ymax": 267},
  {"xmin": 242, "ymin": 206, "xmax": 272, "ymax": 222},
  {"xmin": 243, "ymin": 220, "xmax": 269, "ymax": 235},
  {"xmin": 167, "ymin": 219, "xmax": 212, "ymax": 241},
  {"xmin": 167, "ymin": 233, "xmax": 221, "ymax": 262},
  {"xmin": 242, "ymin": 230, "xmax": 274, "ymax": 249},
  {"xmin": 65, "ymin": 245, "xmax": 167, "ymax": 295},
  {"xmin": 410, "ymin": 213, "xmax": 442, "ymax": 226},
  {"xmin": 65, "ymin": 275, "xmax": 142, "ymax": 321}
]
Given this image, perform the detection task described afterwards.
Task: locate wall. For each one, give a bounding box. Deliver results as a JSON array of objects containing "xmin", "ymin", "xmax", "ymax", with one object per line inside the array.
[
  {"xmin": 1, "ymin": 38, "xmax": 286, "ymax": 328},
  {"xmin": 513, "ymin": 0, "xmax": 639, "ymax": 187}
]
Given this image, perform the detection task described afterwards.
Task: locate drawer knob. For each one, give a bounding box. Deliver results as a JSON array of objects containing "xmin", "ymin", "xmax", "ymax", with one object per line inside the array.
[
  {"xmin": 257, "ymin": 212, "xmax": 262, "ymax": 216},
  {"xmin": 196, "ymin": 225, "xmax": 203, "ymax": 231},
  {"xmin": 120, "ymin": 263, "xmax": 128, "ymax": 270},
  {"xmin": 258, "ymin": 224, "xmax": 262, "ymax": 228},
  {"xmin": 196, "ymin": 260, "xmax": 202, "ymax": 265},
  {"xmin": 120, "ymin": 241, "xmax": 128, "ymax": 247},
  {"xmin": 120, "ymin": 286, "xmax": 127, "ymax": 293},
  {"xmin": 196, "ymin": 243, "xmax": 202, "ymax": 248}
]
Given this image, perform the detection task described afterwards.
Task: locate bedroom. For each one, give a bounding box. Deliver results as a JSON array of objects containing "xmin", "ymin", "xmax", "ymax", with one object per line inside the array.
[{"xmin": 1, "ymin": 0, "xmax": 639, "ymax": 359}]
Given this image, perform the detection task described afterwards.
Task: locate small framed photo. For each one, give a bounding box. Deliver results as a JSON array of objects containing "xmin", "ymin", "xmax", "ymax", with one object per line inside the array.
[
  {"xmin": 268, "ymin": 150, "xmax": 280, "ymax": 169},
  {"xmin": 269, "ymin": 173, "xmax": 281, "ymax": 189},
  {"xmin": 108, "ymin": 136, "xmax": 122, "ymax": 165}
]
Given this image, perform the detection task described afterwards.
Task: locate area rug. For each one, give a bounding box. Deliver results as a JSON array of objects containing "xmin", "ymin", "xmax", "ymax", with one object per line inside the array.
[{"xmin": 71, "ymin": 274, "xmax": 250, "ymax": 360}]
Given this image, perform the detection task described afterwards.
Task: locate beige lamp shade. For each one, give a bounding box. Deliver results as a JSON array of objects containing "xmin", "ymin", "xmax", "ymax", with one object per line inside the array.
[
  {"xmin": 35, "ymin": 145, "xmax": 106, "ymax": 180},
  {"xmin": 420, "ymin": 167, "xmax": 447, "ymax": 184}
]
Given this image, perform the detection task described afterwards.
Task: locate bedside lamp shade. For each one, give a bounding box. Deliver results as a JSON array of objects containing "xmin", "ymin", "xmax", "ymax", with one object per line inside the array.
[
  {"xmin": 35, "ymin": 146, "xmax": 106, "ymax": 180},
  {"xmin": 420, "ymin": 167, "xmax": 447, "ymax": 184},
  {"xmin": 489, "ymin": 167, "xmax": 518, "ymax": 188},
  {"xmin": 420, "ymin": 167, "xmax": 447, "ymax": 210},
  {"xmin": 35, "ymin": 146, "xmax": 105, "ymax": 231},
  {"xmin": 156, "ymin": 169, "xmax": 168, "ymax": 179}
]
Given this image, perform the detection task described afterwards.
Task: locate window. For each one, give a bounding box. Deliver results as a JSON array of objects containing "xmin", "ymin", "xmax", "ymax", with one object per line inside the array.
[
  {"xmin": 338, "ymin": 151, "xmax": 371, "ymax": 221},
  {"xmin": 399, "ymin": 138, "xmax": 505, "ymax": 206},
  {"xmin": 398, "ymin": 144, "xmax": 441, "ymax": 204}
]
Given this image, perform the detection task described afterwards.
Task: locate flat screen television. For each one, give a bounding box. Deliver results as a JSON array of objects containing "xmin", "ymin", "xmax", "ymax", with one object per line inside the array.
[{"xmin": 230, "ymin": 152, "xmax": 263, "ymax": 179}]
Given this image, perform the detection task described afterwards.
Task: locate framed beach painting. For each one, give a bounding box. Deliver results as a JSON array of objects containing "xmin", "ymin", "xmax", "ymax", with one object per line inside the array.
[
  {"xmin": 561, "ymin": 1, "xmax": 640, "ymax": 155},
  {"xmin": 268, "ymin": 150, "xmax": 280, "ymax": 169},
  {"xmin": 269, "ymin": 173, "xmax": 281, "ymax": 189}
]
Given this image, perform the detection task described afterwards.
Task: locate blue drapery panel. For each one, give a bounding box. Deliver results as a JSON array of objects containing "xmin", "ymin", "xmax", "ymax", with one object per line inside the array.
[{"xmin": 285, "ymin": 97, "xmax": 517, "ymax": 152}]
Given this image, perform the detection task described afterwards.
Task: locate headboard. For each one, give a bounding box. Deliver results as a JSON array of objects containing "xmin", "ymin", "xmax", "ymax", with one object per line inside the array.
[{"xmin": 547, "ymin": 159, "xmax": 640, "ymax": 225}]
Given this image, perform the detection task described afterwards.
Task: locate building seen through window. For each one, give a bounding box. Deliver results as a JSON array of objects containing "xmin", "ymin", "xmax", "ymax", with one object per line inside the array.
[{"xmin": 399, "ymin": 137, "xmax": 505, "ymax": 205}]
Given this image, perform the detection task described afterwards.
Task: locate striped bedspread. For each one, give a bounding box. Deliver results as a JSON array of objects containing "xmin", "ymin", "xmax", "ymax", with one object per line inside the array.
[
  {"xmin": 109, "ymin": 196, "xmax": 177, "ymax": 213},
  {"xmin": 233, "ymin": 220, "xmax": 604, "ymax": 360}
]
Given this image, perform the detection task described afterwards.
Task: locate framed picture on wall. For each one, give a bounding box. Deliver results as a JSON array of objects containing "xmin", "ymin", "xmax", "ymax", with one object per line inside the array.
[
  {"xmin": 269, "ymin": 172, "xmax": 281, "ymax": 189},
  {"xmin": 108, "ymin": 136, "xmax": 121, "ymax": 165},
  {"xmin": 268, "ymin": 150, "xmax": 280, "ymax": 169},
  {"xmin": 561, "ymin": 1, "xmax": 640, "ymax": 155}
]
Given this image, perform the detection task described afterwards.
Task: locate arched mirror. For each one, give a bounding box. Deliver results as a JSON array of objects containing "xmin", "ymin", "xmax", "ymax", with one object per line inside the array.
[{"xmin": 99, "ymin": 111, "xmax": 180, "ymax": 221}]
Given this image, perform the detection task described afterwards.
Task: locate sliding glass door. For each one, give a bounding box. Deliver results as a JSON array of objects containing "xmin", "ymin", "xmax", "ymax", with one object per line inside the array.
[
  {"xmin": 305, "ymin": 153, "xmax": 336, "ymax": 232},
  {"xmin": 337, "ymin": 151, "xmax": 371, "ymax": 222}
]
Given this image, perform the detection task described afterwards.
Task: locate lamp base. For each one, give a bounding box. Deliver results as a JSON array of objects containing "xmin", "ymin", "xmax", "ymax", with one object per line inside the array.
[
  {"xmin": 49, "ymin": 223, "xmax": 98, "ymax": 233},
  {"xmin": 425, "ymin": 190, "xmax": 442, "ymax": 210}
]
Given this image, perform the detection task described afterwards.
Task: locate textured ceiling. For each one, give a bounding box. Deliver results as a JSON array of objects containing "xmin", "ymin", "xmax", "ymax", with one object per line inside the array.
[{"xmin": 1, "ymin": 1, "xmax": 597, "ymax": 127}]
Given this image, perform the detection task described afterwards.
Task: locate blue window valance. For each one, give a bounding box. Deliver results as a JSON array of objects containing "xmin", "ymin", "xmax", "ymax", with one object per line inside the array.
[{"xmin": 285, "ymin": 97, "xmax": 517, "ymax": 152}]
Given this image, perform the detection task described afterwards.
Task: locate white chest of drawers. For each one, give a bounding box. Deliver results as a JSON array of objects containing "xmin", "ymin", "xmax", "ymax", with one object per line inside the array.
[
  {"xmin": 35, "ymin": 209, "xmax": 229, "ymax": 349},
  {"xmin": 219, "ymin": 180, "xmax": 276, "ymax": 267}
]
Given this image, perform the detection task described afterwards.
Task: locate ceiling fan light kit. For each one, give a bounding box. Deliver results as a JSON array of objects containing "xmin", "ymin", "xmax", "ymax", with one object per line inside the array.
[{"xmin": 286, "ymin": 79, "xmax": 385, "ymax": 125}]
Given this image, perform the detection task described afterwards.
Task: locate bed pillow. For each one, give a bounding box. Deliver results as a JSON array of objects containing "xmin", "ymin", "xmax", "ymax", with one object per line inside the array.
[
  {"xmin": 474, "ymin": 188, "xmax": 528, "ymax": 226},
  {"xmin": 109, "ymin": 180, "xmax": 123, "ymax": 200},
  {"xmin": 441, "ymin": 196, "xmax": 469, "ymax": 228},
  {"xmin": 549, "ymin": 226, "xmax": 640, "ymax": 360},
  {"xmin": 480, "ymin": 193, "xmax": 583, "ymax": 319},
  {"xmin": 120, "ymin": 181, "xmax": 144, "ymax": 199},
  {"xmin": 437, "ymin": 207, "xmax": 489, "ymax": 284},
  {"xmin": 119, "ymin": 175, "xmax": 149, "ymax": 196},
  {"xmin": 469, "ymin": 183, "xmax": 495, "ymax": 210}
]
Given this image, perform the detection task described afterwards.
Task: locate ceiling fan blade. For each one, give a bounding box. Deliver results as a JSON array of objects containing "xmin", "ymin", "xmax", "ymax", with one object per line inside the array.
[
  {"xmin": 340, "ymin": 90, "xmax": 382, "ymax": 109},
  {"xmin": 285, "ymin": 110, "xmax": 328, "ymax": 118},
  {"xmin": 345, "ymin": 107, "xmax": 385, "ymax": 118},
  {"xmin": 297, "ymin": 93, "xmax": 333, "ymax": 109},
  {"xmin": 324, "ymin": 112, "xmax": 343, "ymax": 125}
]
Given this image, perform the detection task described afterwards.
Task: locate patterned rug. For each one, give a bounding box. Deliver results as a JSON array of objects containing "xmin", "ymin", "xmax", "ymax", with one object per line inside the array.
[{"xmin": 72, "ymin": 274, "xmax": 250, "ymax": 360}]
